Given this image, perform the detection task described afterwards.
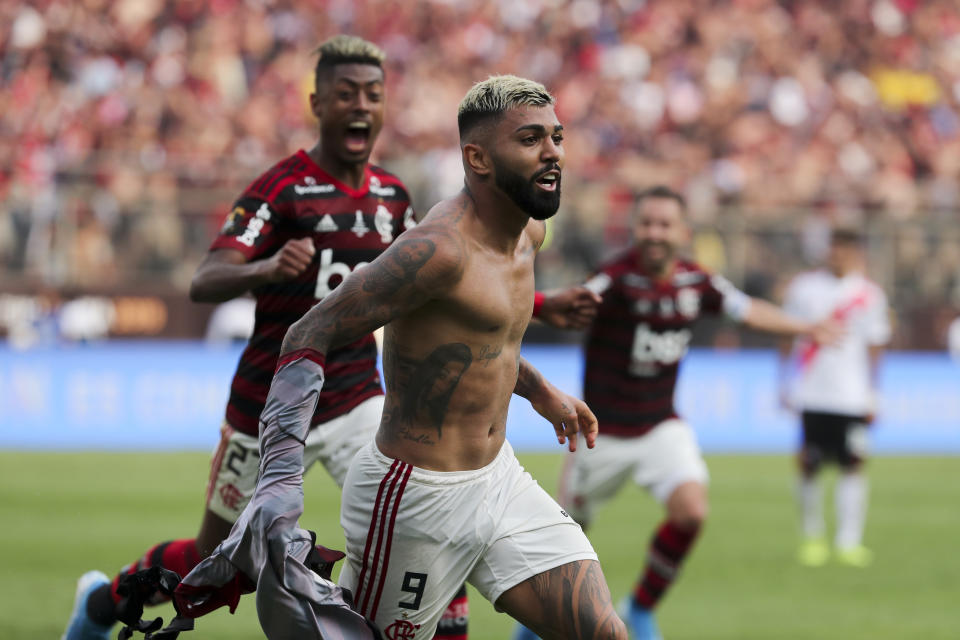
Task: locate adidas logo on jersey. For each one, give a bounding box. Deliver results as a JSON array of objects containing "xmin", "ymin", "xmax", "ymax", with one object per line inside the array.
[{"xmin": 314, "ymin": 214, "xmax": 338, "ymax": 233}]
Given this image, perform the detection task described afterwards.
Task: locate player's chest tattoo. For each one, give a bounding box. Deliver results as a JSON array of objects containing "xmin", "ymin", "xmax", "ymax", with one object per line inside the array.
[
  {"xmin": 386, "ymin": 342, "xmax": 473, "ymax": 439},
  {"xmin": 476, "ymin": 344, "xmax": 502, "ymax": 367}
]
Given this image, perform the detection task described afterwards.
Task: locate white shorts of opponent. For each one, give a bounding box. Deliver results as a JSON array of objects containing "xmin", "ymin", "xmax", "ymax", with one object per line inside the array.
[
  {"xmin": 206, "ymin": 395, "xmax": 384, "ymax": 522},
  {"xmin": 558, "ymin": 418, "xmax": 709, "ymax": 525},
  {"xmin": 338, "ymin": 439, "xmax": 598, "ymax": 639}
]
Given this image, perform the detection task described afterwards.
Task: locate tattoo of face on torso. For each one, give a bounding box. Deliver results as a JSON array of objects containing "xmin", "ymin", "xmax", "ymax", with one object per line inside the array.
[{"xmin": 384, "ymin": 342, "xmax": 473, "ymax": 439}]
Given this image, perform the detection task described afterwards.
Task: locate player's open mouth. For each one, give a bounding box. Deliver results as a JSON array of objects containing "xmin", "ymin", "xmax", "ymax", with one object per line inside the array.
[
  {"xmin": 644, "ymin": 242, "xmax": 669, "ymax": 255},
  {"xmin": 344, "ymin": 121, "xmax": 371, "ymax": 153},
  {"xmin": 534, "ymin": 170, "xmax": 560, "ymax": 192}
]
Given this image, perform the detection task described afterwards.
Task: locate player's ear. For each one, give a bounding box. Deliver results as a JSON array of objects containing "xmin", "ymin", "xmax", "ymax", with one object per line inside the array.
[
  {"xmin": 463, "ymin": 143, "xmax": 491, "ymax": 177},
  {"xmin": 309, "ymin": 91, "xmax": 324, "ymax": 120},
  {"xmin": 310, "ymin": 74, "xmax": 332, "ymax": 120}
]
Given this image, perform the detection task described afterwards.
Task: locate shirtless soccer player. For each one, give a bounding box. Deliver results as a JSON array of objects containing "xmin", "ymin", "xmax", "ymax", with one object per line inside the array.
[
  {"xmin": 62, "ymin": 35, "xmax": 477, "ymax": 640},
  {"xmin": 171, "ymin": 75, "xmax": 627, "ymax": 640}
]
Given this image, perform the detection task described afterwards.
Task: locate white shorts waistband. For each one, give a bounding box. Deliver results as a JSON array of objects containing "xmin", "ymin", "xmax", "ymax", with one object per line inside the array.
[{"xmin": 367, "ymin": 439, "xmax": 514, "ymax": 486}]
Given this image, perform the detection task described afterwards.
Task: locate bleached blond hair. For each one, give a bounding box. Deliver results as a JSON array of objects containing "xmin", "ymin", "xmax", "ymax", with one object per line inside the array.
[
  {"xmin": 316, "ymin": 35, "xmax": 385, "ymax": 65},
  {"xmin": 314, "ymin": 35, "xmax": 385, "ymax": 88},
  {"xmin": 457, "ymin": 75, "xmax": 554, "ymax": 139}
]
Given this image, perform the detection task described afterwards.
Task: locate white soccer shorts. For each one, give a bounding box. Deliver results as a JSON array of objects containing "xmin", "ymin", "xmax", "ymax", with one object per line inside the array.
[
  {"xmin": 206, "ymin": 395, "xmax": 384, "ymax": 522},
  {"xmin": 338, "ymin": 440, "xmax": 597, "ymax": 639},
  {"xmin": 558, "ymin": 418, "xmax": 709, "ymax": 524}
]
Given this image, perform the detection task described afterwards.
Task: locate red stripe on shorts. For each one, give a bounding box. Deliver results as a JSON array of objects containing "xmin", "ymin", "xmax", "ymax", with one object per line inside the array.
[
  {"xmin": 355, "ymin": 459, "xmax": 400, "ymax": 615},
  {"xmin": 369, "ymin": 463, "xmax": 412, "ymax": 620},
  {"xmin": 360, "ymin": 460, "xmax": 409, "ymax": 617}
]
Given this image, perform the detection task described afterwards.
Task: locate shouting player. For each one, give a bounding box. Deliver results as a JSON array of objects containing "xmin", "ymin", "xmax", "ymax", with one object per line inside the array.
[
  {"xmin": 517, "ymin": 186, "xmax": 838, "ymax": 640},
  {"xmin": 779, "ymin": 227, "xmax": 890, "ymax": 568},
  {"xmin": 61, "ymin": 35, "xmax": 481, "ymax": 640},
  {"xmin": 174, "ymin": 75, "xmax": 627, "ymax": 640}
]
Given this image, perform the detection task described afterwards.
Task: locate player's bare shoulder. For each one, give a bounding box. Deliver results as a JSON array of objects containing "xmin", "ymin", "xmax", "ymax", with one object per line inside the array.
[{"xmin": 390, "ymin": 193, "xmax": 470, "ymax": 292}]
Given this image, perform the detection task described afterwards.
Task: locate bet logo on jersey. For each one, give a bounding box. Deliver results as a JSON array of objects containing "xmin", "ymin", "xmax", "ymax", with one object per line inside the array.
[
  {"xmin": 237, "ymin": 202, "xmax": 272, "ymax": 247},
  {"xmin": 314, "ymin": 248, "xmax": 368, "ymax": 299},
  {"xmin": 629, "ymin": 323, "xmax": 692, "ymax": 376}
]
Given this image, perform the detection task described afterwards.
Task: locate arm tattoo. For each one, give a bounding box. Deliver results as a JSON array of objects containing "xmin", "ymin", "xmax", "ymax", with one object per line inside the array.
[
  {"xmin": 383, "ymin": 342, "xmax": 473, "ymax": 439},
  {"xmin": 360, "ymin": 238, "xmax": 436, "ymax": 296},
  {"xmin": 282, "ymin": 234, "xmax": 449, "ymax": 356},
  {"xmin": 513, "ymin": 356, "xmax": 547, "ymax": 400}
]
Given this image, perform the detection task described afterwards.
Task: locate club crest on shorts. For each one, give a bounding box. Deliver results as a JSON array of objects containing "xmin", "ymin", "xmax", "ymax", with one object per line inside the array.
[
  {"xmin": 218, "ymin": 483, "xmax": 244, "ymax": 511},
  {"xmin": 384, "ymin": 618, "xmax": 421, "ymax": 640}
]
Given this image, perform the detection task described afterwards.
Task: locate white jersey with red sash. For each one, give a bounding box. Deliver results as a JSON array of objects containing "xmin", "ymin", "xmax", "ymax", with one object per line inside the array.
[{"xmin": 783, "ymin": 270, "xmax": 891, "ymax": 416}]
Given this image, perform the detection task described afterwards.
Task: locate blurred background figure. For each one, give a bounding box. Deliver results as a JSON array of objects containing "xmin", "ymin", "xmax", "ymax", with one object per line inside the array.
[
  {"xmin": 203, "ymin": 297, "xmax": 255, "ymax": 345},
  {"xmin": 949, "ymin": 313, "xmax": 960, "ymax": 362},
  {"xmin": 778, "ymin": 228, "xmax": 891, "ymax": 568},
  {"xmin": 514, "ymin": 186, "xmax": 837, "ymax": 640}
]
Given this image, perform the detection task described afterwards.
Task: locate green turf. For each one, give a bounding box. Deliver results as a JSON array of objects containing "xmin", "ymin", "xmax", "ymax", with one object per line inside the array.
[{"xmin": 2, "ymin": 452, "xmax": 957, "ymax": 639}]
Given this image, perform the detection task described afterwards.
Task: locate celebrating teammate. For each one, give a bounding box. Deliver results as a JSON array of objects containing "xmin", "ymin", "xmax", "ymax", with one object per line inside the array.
[
  {"xmin": 174, "ymin": 75, "xmax": 627, "ymax": 640},
  {"xmin": 779, "ymin": 228, "xmax": 891, "ymax": 568},
  {"xmin": 516, "ymin": 186, "xmax": 838, "ymax": 640},
  {"xmin": 61, "ymin": 35, "xmax": 480, "ymax": 640}
]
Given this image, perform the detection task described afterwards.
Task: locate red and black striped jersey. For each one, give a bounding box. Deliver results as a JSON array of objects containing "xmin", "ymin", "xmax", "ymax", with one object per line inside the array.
[
  {"xmin": 210, "ymin": 150, "xmax": 416, "ymax": 436},
  {"xmin": 583, "ymin": 249, "xmax": 751, "ymax": 438}
]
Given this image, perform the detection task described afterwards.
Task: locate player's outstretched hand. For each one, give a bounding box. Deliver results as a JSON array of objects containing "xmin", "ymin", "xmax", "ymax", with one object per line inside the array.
[
  {"xmin": 537, "ymin": 286, "xmax": 602, "ymax": 330},
  {"xmin": 267, "ymin": 237, "xmax": 316, "ymax": 282},
  {"xmin": 530, "ymin": 383, "xmax": 599, "ymax": 452},
  {"xmin": 810, "ymin": 318, "xmax": 844, "ymax": 346}
]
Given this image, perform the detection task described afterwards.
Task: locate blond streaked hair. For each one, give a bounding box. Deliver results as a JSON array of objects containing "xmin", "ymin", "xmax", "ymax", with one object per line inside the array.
[
  {"xmin": 314, "ymin": 35, "xmax": 385, "ymax": 88},
  {"xmin": 457, "ymin": 75, "xmax": 554, "ymax": 139}
]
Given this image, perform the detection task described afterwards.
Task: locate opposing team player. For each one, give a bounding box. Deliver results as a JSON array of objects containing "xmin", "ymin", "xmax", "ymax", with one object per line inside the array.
[
  {"xmin": 779, "ymin": 228, "xmax": 890, "ymax": 568},
  {"xmin": 516, "ymin": 186, "xmax": 837, "ymax": 640},
  {"xmin": 174, "ymin": 75, "xmax": 627, "ymax": 640},
  {"xmin": 61, "ymin": 35, "xmax": 480, "ymax": 640}
]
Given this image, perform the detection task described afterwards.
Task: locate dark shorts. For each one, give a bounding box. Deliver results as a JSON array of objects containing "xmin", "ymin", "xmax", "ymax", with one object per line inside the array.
[{"xmin": 800, "ymin": 411, "xmax": 870, "ymax": 470}]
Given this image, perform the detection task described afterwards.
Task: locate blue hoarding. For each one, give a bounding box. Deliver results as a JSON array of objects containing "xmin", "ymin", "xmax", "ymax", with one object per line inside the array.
[{"xmin": 1, "ymin": 342, "xmax": 957, "ymax": 453}]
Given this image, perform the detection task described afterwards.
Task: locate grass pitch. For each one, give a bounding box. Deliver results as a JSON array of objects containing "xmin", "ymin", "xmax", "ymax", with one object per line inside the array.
[{"xmin": 1, "ymin": 452, "xmax": 957, "ymax": 639}]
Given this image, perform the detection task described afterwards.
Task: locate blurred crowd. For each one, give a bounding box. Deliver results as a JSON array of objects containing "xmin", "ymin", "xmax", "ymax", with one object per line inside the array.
[{"xmin": 1, "ymin": 0, "xmax": 959, "ymax": 348}]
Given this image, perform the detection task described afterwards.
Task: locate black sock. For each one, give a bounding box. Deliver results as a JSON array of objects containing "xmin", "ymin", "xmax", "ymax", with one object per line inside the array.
[{"xmin": 85, "ymin": 583, "xmax": 117, "ymax": 626}]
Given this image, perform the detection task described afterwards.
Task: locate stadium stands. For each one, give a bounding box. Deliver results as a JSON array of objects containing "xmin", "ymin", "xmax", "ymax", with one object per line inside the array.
[{"xmin": 1, "ymin": 0, "xmax": 959, "ymax": 348}]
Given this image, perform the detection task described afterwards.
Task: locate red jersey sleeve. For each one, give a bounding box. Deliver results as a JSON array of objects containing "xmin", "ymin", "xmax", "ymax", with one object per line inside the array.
[{"xmin": 210, "ymin": 192, "xmax": 289, "ymax": 261}]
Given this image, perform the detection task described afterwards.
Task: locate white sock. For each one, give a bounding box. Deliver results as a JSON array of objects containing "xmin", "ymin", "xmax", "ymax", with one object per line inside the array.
[
  {"xmin": 835, "ymin": 472, "xmax": 868, "ymax": 549},
  {"xmin": 797, "ymin": 476, "xmax": 824, "ymax": 539}
]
